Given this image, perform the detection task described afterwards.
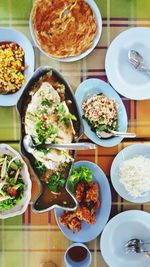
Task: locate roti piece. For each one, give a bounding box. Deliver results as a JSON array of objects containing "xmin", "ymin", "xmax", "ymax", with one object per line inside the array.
[{"xmin": 32, "ymin": 0, "xmax": 97, "ymax": 58}]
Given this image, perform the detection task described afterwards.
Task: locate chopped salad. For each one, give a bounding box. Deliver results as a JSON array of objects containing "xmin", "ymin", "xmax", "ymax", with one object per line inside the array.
[
  {"xmin": 82, "ymin": 93, "xmax": 118, "ymax": 133},
  {"xmin": 0, "ymin": 153, "xmax": 25, "ymax": 210}
]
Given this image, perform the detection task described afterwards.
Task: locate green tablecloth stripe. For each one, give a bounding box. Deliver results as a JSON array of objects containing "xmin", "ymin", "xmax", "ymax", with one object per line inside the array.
[
  {"xmin": 0, "ymin": 215, "xmax": 22, "ymax": 226},
  {"xmin": 0, "ymin": 107, "xmax": 20, "ymax": 141},
  {"xmin": 0, "ymin": 0, "xmax": 32, "ymax": 19},
  {"xmin": 1, "ymin": 253, "xmax": 23, "ymax": 267},
  {"xmin": 0, "ymin": 0, "xmax": 149, "ymax": 20}
]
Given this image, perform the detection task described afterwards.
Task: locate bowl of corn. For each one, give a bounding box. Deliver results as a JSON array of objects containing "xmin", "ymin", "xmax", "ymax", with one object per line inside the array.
[{"xmin": 0, "ymin": 28, "xmax": 34, "ymax": 106}]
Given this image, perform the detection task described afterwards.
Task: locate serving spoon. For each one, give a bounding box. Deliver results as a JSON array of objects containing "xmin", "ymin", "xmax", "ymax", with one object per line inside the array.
[
  {"xmin": 128, "ymin": 50, "xmax": 150, "ymax": 75},
  {"xmin": 96, "ymin": 129, "xmax": 136, "ymax": 139},
  {"xmin": 23, "ymin": 134, "xmax": 96, "ymax": 154}
]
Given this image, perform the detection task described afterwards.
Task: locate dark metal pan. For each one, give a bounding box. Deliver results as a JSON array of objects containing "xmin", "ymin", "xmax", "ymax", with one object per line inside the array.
[{"xmin": 17, "ymin": 66, "xmax": 84, "ymax": 213}]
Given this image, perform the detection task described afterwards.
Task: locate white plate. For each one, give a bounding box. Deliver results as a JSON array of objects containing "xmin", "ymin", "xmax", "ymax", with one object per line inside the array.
[
  {"xmin": 105, "ymin": 27, "xmax": 150, "ymax": 100},
  {"xmin": 0, "ymin": 144, "xmax": 31, "ymax": 219},
  {"xmin": 111, "ymin": 144, "xmax": 150, "ymax": 203},
  {"xmin": 29, "ymin": 0, "xmax": 102, "ymax": 62},
  {"xmin": 100, "ymin": 210, "xmax": 150, "ymax": 267},
  {"xmin": 0, "ymin": 27, "xmax": 34, "ymax": 106}
]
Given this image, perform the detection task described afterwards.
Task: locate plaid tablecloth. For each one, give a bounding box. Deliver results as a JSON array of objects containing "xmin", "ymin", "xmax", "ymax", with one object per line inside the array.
[{"xmin": 1, "ymin": 1, "xmax": 150, "ymax": 267}]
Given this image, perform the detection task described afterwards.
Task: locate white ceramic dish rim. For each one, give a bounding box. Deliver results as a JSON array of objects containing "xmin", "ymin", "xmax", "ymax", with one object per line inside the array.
[
  {"xmin": 0, "ymin": 144, "xmax": 31, "ymax": 219},
  {"xmin": 110, "ymin": 143, "xmax": 150, "ymax": 203},
  {"xmin": 105, "ymin": 27, "xmax": 150, "ymax": 100},
  {"xmin": 100, "ymin": 210, "xmax": 150, "ymax": 267},
  {"xmin": 29, "ymin": 0, "xmax": 102, "ymax": 62}
]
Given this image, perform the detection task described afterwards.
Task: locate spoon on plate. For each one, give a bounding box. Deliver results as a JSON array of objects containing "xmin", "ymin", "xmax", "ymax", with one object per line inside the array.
[
  {"xmin": 128, "ymin": 50, "xmax": 150, "ymax": 75},
  {"xmin": 96, "ymin": 129, "xmax": 136, "ymax": 139},
  {"xmin": 23, "ymin": 134, "xmax": 96, "ymax": 154}
]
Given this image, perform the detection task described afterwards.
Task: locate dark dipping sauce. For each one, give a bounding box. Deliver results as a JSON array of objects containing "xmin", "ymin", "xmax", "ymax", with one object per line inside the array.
[{"xmin": 67, "ymin": 246, "xmax": 88, "ymax": 263}]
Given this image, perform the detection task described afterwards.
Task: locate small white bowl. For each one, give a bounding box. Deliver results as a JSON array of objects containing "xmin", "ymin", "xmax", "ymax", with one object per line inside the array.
[
  {"xmin": 0, "ymin": 27, "xmax": 34, "ymax": 106},
  {"xmin": 29, "ymin": 0, "xmax": 102, "ymax": 62},
  {"xmin": 64, "ymin": 243, "xmax": 92, "ymax": 267},
  {"xmin": 0, "ymin": 144, "xmax": 31, "ymax": 219},
  {"xmin": 111, "ymin": 144, "xmax": 150, "ymax": 203}
]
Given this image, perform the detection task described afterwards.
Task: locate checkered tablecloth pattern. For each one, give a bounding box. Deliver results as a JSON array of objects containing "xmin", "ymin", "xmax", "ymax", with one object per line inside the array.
[{"xmin": 0, "ymin": 1, "xmax": 150, "ymax": 267}]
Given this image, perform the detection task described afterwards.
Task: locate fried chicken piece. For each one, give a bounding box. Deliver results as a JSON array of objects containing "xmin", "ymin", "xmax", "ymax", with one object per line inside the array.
[
  {"xmin": 85, "ymin": 182, "xmax": 99, "ymax": 203},
  {"xmin": 67, "ymin": 217, "xmax": 81, "ymax": 232},
  {"xmin": 59, "ymin": 181, "xmax": 100, "ymax": 232},
  {"xmin": 85, "ymin": 201, "xmax": 95, "ymax": 211},
  {"xmin": 59, "ymin": 211, "xmax": 76, "ymax": 226},
  {"xmin": 75, "ymin": 182, "xmax": 85, "ymax": 203},
  {"xmin": 94, "ymin": 199, "xmax": 100, "ymax": 209},
  {"xmin": 76, "ymin": 206, "xmax": 95, "ymax": 224},
  {"xmin": 89, "ymin": 211, "xmax": 96, "ymax": 224},
  {"xmin": 59, "ymin": 211, "xmax": 81, "ymax": 232}
]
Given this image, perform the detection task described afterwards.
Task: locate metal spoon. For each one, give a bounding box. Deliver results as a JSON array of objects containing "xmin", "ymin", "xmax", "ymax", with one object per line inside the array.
[
  {"xmin": 128, "ymin": 50, "xmax": 150, "ymax": 75},
  {"xmin": 96, "ymin": 129, "xmax": 136, "ymax": 139},
  {"xmin": 23, "ymin": 134, "xmax": 96, "ymax": 154}
]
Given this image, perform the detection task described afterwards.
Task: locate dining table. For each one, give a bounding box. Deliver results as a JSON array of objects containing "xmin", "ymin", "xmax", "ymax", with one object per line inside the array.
[{"xmin": 0, "ymin": 0, "xmax": 150, "ymax": 266}]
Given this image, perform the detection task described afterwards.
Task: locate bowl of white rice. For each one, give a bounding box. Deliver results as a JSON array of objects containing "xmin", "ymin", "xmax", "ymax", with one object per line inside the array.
[{"xmin": 110, "ymin": 144, "xmax": 150, "ymax": 203}]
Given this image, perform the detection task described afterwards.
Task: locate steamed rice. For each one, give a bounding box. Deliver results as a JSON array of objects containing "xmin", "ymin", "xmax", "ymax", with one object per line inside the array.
[{"xmin": 119, "ymin": 156, "xmax": 150, "ymax": 198}]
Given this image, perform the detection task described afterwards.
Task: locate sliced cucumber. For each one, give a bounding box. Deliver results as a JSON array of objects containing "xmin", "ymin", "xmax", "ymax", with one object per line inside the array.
[{"xmin": 10, "ymin": 162, "xmax": 19, "ymax": 171}]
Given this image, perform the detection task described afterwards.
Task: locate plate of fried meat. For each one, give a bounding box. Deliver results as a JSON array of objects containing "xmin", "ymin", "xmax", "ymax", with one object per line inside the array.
[{"xmin": 54, "ymin": 160, "xmax": 111, "ymax": 242}]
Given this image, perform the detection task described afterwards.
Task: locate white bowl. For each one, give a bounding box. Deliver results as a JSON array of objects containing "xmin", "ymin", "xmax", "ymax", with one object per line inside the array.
[
  {"xmin": 0, "ymin": 144, "xmax": 31, "ymax": 219},
  {"xmin": 100, "ymin": 210, "xmax": 150, "ymax": 267},
  {"xmin": 111, "ymin": 144, "xmax": 150, "ymax": 203},
  {"xmin": 0, "ymin": 27, "xmax": 34, "ymax": 106},
  {"xmin": 29, "ymin": 0, "xmax": 102, "ymax": 62},
  {"xmin": 64, "ymin": 243, "xmax": 92, "ymax": 267}
]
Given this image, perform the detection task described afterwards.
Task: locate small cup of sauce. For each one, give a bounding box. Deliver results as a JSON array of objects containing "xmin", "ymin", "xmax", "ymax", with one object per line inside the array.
[{"xmin": 64, "ymin": 242, "xmax": 92, "ymax": 267}]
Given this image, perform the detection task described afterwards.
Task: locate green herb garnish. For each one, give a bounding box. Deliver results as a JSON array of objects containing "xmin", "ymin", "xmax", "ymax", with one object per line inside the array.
[
  {"xmin": 35, "ymin": 119, "xmax": 57, "ymax": 144},
  {"xmin": 47, "ymin": 173, "xmax": 66, "ymax": 193},
  {"xmin": 57, "ymin": 103, "xmax": 77, "ymax": 127},
  {"xmin": 35, "ymin": 147, "xmax": 51, "ymax": 155},
  {"xmin": 0, "ymin": 155, "xmax": 24, "ymax": 211},
  {"xmin": 35, "ymin": 160, "xmax": 46, "ymax": 174},
  {"xmin": 41, "ymin": 98, "xmax": 53, "ymax": 107},
  {"xmin": 96, "ymin": 120, "xmax": 118, "ymax": 132},
  {"xmin": 16, "ymin": 160, "xmax": 23, "ymax": 168},
  {"xmin": 69, "ymin": 166, "xmax": 92, "ymax": 192},
  {"xmin": 0, "ymin": 186, "xmax": 24, "ymax": 211}
]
